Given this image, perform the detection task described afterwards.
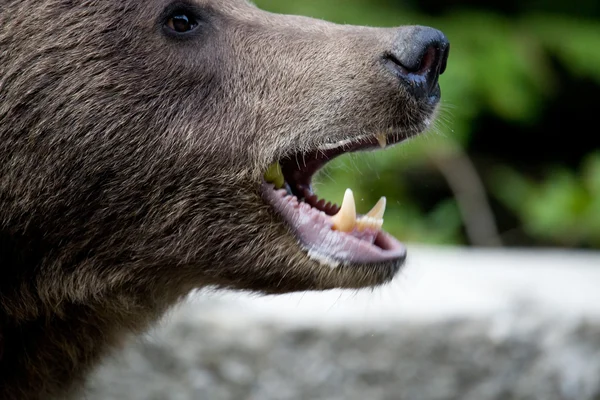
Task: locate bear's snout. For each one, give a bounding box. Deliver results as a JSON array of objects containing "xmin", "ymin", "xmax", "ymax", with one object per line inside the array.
[{"xmin": 383, "ymin": 26, "xmax": 450, "ymax": 101}]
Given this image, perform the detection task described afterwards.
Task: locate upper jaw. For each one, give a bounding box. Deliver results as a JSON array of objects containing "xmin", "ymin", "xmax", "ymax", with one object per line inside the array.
[
  {"xmin": 262, "ymin": 96, "xmax": 439, "ymax": 173},
  {"xmin": 315, "ymin": 108, "xmax": 436, "ymax": 154},
  {"xmin": 317, "ymin": 126, "xmax": 428, "ymax": 153}
]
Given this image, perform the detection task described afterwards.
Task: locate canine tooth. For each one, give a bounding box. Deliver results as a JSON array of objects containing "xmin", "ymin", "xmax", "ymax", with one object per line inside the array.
[
  {"xmin": 377, "ymin": 133, "xmax": 387, "ymax": 148},
  {"xmin": 264, "ymin": 162, "xmax": 285, "ymax": 189},
  {"xmin": 366, "ymin": 197, "xmax": 386, "ymax": 220},
  {"xmin": 331, "ymin": 189, "xmax": 357, "ymax": 233}
]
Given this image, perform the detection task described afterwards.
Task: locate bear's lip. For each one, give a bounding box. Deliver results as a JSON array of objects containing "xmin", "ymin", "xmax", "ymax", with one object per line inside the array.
[{"xmin": 261, "ymin": 131, "xmax": 412, "ymax": 266}]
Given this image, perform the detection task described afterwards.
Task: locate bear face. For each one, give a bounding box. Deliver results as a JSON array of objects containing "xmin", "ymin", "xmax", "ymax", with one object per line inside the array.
[
  {"xmin": 1, "ymin": 0, "xmax": 448, "ymax": 300},
  {"xmin": 0, "ymin": 1, "xmax": 448, "ymax": 398}
]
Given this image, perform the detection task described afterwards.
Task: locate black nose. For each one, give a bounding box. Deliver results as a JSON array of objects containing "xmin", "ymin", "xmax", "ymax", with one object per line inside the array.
[{"xmin": 384, "ymin": 26, "xmax": 450, "ymax": 100}]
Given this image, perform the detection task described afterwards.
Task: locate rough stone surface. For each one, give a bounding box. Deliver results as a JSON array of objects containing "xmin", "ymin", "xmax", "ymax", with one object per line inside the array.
[
  {"xmin": 84, "ymin": 247, "xmax": 600, "ymax": 400},
  {"xmin": 84, "ymin": 300, "xmax": 600, "ymax": 400}
]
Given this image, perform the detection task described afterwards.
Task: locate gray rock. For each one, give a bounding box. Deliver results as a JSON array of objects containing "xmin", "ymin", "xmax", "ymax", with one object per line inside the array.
[{"xmin": 83, "ymin": 303, "xmax": 600, "ymax": 400}]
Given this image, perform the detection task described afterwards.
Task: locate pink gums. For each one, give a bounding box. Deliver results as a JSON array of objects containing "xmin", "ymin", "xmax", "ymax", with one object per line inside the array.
[{"xmin": 261, "ymin": 183, "xmax": 406, "ymax": 265}]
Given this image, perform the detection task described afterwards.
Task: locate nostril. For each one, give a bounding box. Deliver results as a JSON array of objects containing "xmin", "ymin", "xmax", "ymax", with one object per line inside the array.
[
  {"xmin": 417, "ymin": 45, "xmax": 438, "ymax": 75},
  {"xmin": 384, "ymin": 27, "xmax": 450, "ymax": 99},
  {"xmin": 385, "ymin": 44, "xmax": 443, "ymax": 77}
]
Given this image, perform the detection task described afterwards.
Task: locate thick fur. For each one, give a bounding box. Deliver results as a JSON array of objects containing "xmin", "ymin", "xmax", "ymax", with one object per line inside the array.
[{"xmin": 0, "ymin": 0, "xmax": 441, "ymax": 398}]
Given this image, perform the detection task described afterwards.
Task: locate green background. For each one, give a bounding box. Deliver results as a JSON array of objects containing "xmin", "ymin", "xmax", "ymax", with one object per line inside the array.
[{"xmin": 255, "ymin": 0, "xmax": 600, "ymax": 249}]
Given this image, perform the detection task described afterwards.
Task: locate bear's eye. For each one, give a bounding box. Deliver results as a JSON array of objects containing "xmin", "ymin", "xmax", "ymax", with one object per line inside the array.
[{"xmin": 166, "ymin": 12, "xmax": 199, "ymax": 33}]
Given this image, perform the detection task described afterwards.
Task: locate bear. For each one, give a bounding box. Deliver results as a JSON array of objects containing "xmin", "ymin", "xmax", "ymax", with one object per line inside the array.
[{"xmin": 0, "ymin": 0, "xmax": 449, "ymax": 398}]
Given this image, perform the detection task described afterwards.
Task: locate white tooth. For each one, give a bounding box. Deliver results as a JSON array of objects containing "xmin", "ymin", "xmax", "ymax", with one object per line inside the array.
[
  {"xmin": 377, "ymin": 133, "xmax": 387, "ymax": 149},
  {"xmin": 356, "ymin": 216, "xmax": 384, "ymax": 232},
  {"xmin": 331, "ymin": 188, "xmax": 357, "ymax": 233},
  {"xmin": 366, "ymin": 197, "xmax": 386, "ymax": 220}
]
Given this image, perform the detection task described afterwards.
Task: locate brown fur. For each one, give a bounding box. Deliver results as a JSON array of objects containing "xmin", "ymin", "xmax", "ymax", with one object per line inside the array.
[{"xmin": 0, "ymin": 0, "xmax": 444, "ymax": 398}]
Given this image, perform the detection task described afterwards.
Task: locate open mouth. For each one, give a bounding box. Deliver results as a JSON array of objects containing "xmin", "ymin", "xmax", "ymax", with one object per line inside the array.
[{"xmin": 261, "ymin": 131, "xmax": 411, "ymax": 267}]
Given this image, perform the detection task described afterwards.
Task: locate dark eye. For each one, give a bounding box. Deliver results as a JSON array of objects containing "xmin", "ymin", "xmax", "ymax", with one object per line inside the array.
[{"xmin": 166, "ymin": 12, "xmax": 199, "ymax": 33}]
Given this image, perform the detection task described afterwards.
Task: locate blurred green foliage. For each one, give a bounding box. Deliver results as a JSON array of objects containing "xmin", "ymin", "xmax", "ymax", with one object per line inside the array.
[
  {"xmin": 255, "ymin": 0, "xmax": 600, "ymax": 249},
  {"xmin": 491, "ymin": 152, "xmax": 600, "ymax": 247}
]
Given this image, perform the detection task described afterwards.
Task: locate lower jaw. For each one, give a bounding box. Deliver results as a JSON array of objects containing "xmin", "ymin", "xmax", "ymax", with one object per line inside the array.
[{"xmin": 261, "ymin": 183, "xmax": 407, "ymax": 267}]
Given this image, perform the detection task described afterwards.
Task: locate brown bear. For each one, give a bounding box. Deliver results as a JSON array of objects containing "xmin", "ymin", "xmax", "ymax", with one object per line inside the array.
[{"xmin": 0, "ymin": 0, "xmax": 449, "ymax": 398}]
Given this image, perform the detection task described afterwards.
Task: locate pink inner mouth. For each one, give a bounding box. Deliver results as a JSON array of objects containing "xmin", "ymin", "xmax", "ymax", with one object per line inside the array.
[
  {"xmin": 261, "ymin": 184, "xmax": 406, "ymax": 265},
  {"xmin": 261, "ymin": 133, "xmax": 409, "ymax": 265}
]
